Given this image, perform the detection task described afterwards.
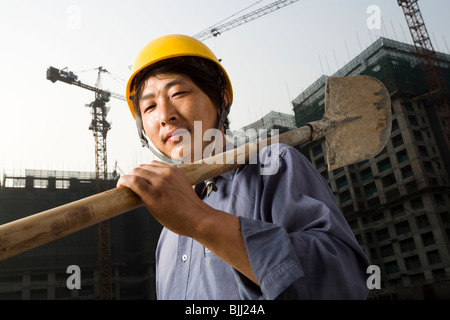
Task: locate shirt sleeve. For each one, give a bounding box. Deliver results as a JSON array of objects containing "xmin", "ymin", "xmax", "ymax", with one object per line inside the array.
[{"xmin": 234, "ymin": 144, "xmax": 370, "ymax": 300}]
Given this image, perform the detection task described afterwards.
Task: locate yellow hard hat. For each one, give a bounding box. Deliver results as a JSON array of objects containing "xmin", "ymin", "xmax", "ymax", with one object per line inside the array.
[{"xmin": 126, "ymin": 34, "xmax": 233, "ymax": 118}]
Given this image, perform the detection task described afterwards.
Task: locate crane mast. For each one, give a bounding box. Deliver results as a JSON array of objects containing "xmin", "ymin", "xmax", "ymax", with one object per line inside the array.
[
  {"xmin": 193, "ymin": 0, "xmax": 300, "ymax": 41},
  {"xmin": 47, "ymin": 66, "xmax": 126, "ymax": 299},
  {"xmin": 397, "ymin": 0, "xmax": 450, "ymax": 149}
]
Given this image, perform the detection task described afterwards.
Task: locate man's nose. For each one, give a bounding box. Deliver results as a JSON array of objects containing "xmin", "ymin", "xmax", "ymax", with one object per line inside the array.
[{"xmin": 159, "ymin": 98, "xmax": 178, "ymax": 125}]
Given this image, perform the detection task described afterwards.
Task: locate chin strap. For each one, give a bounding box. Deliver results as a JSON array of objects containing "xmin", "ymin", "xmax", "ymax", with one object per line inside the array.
[{"xmin": 203, "ymin": 102, "xmax": 230, "ymax": 196}]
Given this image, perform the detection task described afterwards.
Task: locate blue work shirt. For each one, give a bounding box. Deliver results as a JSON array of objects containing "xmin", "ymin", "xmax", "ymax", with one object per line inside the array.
[{"xmin": 155, "ymin": 143, "xmax": 370, "ymax": 299}]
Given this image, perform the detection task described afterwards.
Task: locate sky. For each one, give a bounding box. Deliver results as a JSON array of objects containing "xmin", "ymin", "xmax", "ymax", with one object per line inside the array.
[{"xmin": 1, "ymin": 0, "xmax": 450, "ymax": 177}]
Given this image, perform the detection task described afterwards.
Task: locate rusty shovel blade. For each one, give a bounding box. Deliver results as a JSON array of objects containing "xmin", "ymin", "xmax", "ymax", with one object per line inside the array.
[{"xmin": 322, "ymin": 75, "xmax": 392, "ymax": 171}]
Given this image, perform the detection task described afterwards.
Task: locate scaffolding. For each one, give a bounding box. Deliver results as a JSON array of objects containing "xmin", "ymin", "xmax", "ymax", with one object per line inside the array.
[
  {"xmin": 240, "ymin": 110, "xmax": 295, "ymax": 132},
  {"xmin": 292, "ymin": 37, "xmax": 450, "ymax": 128},
  {"xmin": 1, "ymin": 169, "xmax": 118, "ymax": 190},
  {"xmin": 233, "ymin": 111, "xmax": 296, "ymax": 146}
]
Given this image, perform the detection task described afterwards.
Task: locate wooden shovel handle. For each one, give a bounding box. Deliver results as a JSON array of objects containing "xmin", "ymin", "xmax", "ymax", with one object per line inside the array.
[{"xmin": 0, "ymin": 125, "xmax": 314, "ymax": 261}]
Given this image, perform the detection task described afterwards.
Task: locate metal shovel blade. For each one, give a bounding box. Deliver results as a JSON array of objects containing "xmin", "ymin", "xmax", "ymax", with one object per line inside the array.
[{"xmin": 324, "ymin": 75, "xmax": 392, "ymax": 171}]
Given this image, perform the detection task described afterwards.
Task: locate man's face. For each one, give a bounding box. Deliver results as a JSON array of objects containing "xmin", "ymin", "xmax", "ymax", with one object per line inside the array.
[{"xmin": 139, "ymin": 73, "xmax": 221, "ymax": 162}]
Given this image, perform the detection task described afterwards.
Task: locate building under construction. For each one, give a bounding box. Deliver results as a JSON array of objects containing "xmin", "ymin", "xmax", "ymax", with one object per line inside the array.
[
  {"xmin": 233, "ymin": 110, "xmax": 296, "ymax": 146},
  {"xmin": 0, "ymin": 169, "xmax": 162, "ymax": 299},
  {"xmin": 293, "ymin": 37, "xmax": 450, "ymax": 299}
]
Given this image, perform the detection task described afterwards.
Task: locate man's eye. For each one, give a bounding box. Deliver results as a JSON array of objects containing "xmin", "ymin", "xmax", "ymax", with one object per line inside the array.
[
  {"xmin": 172, "ymin": 91, "xmax": 186, "ymax": 98},
  {"xmin": 144, "ymin": 105, "xmax": 156, "ymax": 112}
]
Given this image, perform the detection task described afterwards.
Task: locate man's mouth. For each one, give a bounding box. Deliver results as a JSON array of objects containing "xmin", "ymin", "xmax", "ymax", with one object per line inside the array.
[{"xmin": 164, "ymin": 128, "xmax": 190, "ymax": 143}]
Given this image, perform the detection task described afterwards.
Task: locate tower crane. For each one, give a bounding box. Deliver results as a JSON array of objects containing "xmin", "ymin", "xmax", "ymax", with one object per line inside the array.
[
  {"xmin": 397, "ymin": 0, "xmax": 450, "ymax": 175},
  {"xmin": 193, "ymin": 0, "xmax": 300, "ymax": 41},
  {"xmin": 47, "ymin": 66, "xmax": 126, "ymax": 300}
]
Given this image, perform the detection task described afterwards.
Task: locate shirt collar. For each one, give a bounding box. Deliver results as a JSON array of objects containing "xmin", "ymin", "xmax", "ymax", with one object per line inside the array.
[
  {"xmin": 220, "ymin": 169, "xmax": 235, "ymax": 180},
  {"xmin": 218, "ymin": 141, "xmax": 238, "ymax": 180}
]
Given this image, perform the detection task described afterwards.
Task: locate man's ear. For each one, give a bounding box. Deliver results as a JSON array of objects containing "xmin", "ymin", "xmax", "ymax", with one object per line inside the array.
[
  {"xmin": 222, "ymin": 89, "xmax": 231, "ymax": 110},
  {"xmin": 218, "ymin": 89, "xmax": 231, "ymax": 117},
  {"xmin": 217, "ymin": 89, "xmax": 231, "ymax": 130}
]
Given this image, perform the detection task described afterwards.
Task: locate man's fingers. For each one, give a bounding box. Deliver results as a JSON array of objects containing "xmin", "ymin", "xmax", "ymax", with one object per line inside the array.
[
  {"xmin": 116, "ymin": 163, "xmax": 173, "ymax": 197},
  {"xmin": 116, "ymin": 171, "xmax": 155, "ymax": 198},
  {"xmin": 146, "ymin": 160, "xmax": 172, "ymax": 167},
  {"xmin": 116, "ymin": 161, "xmax": 192, "ymax": 207}
]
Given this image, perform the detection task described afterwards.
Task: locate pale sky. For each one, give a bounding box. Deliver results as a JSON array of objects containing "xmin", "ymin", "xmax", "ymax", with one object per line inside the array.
[{"xmin": 1, "ymin": 0, "xmax": 449, "ymax": 176}]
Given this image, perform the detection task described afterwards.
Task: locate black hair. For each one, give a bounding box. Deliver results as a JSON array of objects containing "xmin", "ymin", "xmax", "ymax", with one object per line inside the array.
[{"xmin": 131, "ymin": 56, "xmax": 230, "ymax": 129}]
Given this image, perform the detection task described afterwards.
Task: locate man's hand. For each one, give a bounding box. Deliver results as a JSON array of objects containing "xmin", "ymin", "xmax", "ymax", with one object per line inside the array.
[
  {"xmin": 116, "ymin": 161, "xmax": 212, "ymax": 238},
  {"xmin": 117, "ymin": 161, "xmax": 259, "ymax": 285}
]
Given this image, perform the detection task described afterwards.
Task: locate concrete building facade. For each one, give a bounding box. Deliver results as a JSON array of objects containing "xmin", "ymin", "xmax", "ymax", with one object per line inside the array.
[
  {"xmin": 0, "ymin": 169, "xmax": 162, "ymax": 300},
  {"xmin": 232, "ymin": 110, "xmax": 296, "ymax": 146},
  {"xmin": 292, "ymin": 37, "xmax": 450, "ymax": 299}
]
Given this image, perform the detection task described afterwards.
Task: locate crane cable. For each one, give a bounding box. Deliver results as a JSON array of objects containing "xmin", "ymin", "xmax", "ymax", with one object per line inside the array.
[{"xmin": 193, "ymin": 0, "xmax": 264, "ymax": 38}]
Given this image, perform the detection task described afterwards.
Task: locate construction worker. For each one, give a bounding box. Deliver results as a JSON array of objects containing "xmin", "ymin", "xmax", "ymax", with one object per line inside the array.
[{"xmin": 118, "ymin": 34, "xmax": 370, "ymax": 299}]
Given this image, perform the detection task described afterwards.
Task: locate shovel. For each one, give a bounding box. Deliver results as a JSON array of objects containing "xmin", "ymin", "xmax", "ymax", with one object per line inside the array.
[{"xmin": 0, "ymin": 75, "xmax": 391, "ymax": 261}]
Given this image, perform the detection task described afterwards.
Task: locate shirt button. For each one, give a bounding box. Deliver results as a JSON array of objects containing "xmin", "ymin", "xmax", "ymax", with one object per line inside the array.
[{"xmin": 181, "ymin": 254, "xmax": 188, "ymax": 262}]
